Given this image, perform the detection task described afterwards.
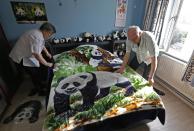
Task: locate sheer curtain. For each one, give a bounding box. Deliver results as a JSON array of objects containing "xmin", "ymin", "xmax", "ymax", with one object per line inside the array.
[{"xmin": 143, "ymin": 0, "xmax": 169, "ymax": 45}]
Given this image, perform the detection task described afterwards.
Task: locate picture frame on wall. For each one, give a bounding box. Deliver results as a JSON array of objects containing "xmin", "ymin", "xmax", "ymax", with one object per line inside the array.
[
  {"xmin": 10, "ymin": 1, "xmax": 48, "ymax": 24},
  {"xmin": 115, "ymin": 0, "xmax": 128, "ymax": 27}
]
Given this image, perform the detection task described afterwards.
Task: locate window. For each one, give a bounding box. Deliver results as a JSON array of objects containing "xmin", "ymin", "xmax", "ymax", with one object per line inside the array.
[{"xmin": 159, "ymin": 0, "xmax": 194, "ymax": 62}]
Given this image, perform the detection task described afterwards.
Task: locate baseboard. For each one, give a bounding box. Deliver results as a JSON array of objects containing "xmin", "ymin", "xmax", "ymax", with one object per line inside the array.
[{"xmin": 155, "ymin": 76, "xmax": 194, "ymax": 109}]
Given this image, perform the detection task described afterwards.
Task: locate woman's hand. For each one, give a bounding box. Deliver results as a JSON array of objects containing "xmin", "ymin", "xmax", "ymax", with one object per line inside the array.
[
  {"xmin": 46, "ymin": 52, "xmax": 52, "ymax": 59},
  {"xmin": 47, "ymin": 62, "xmax": 53, "ymax": 67}
]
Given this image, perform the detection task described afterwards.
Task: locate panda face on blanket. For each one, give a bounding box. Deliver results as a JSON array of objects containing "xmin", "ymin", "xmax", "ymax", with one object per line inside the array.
[
  {"xmin": 55, "ymin": 73, "xmax": 93, "ymax": 95},
  {"xmin": 89, "ymin": 49, "xmax": 103, "ymax": 67},
  {"xmin": 91, "ymin": 49, "xmax": 102, "ymax": 57},
  {"xmin": 54, "ymin": 71, "xmax": 134, "ymax": 115}
]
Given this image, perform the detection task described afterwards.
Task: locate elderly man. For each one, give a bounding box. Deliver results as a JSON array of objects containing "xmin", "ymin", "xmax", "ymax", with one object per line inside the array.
[
  {"xmin": 9, "ymin": 22, "xmax": 56, "ymax": 96},
  {"xmin": 116, "ymin": 25, "xmax": 164, "ymax": 95}
]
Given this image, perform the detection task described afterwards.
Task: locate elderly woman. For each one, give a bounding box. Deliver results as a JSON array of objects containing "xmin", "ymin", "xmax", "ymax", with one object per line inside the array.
[
  {"xmin": 116, "ymin": 25, "xmax": 164, "ymax": 95},
  {"xmin": 9, "ymin": 22, "xmax": 56, "ymax": 96}
]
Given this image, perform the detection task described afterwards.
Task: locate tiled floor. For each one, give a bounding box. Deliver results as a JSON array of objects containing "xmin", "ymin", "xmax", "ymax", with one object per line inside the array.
[
  {"xmin": 0, "ymin": 78, "xmax": 46, "ymax": 131},
  {"xmin": 0, "ymin": 78, "xmax": 194, "ymax": 131}
]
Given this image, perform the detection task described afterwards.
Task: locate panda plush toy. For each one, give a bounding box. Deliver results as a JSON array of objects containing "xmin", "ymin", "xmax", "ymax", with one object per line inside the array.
[
  {"xmin": 65, "ymin": 37, "xmax": 72, "ymax": 43},
  {"xmin": 52, "ymin": 38, "xmax": 60, "ymax": 44},
  {"xmin": 105, "ymin": 34, "xmax": 112, "ymax": 41},
  {"xmin": 112, "ymin": 31, "xmax": 120, "ymax": 40},
  {"xmin": 119, "ymin": 30, "xmax": 127, "ymax": 40},
  {"xmin": 97, "ymin": 35, "xmax": 106, "ymax": 42},
  {"xmin": 82, "ymin": 32, "xmax": 94, "ymax": 42},
  {"xmin": 59, "ymin": 38, "xmax": 66, "ymax": 44},
  {"xmin": 54, "ymin": 71, "xmax": 134, "ymax": 115}
]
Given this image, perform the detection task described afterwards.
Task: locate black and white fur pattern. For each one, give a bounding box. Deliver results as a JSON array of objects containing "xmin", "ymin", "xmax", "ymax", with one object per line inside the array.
[
  {"xmin": 3, "ymin": 100, "xmax": 42, "ymax": 124},
  {"xmin": 89, "ymin": 48, "xmax": 103, "ymax": 67},
  {"xmin": 54, "ymin": 71, "xmax": 133, "ymax": 115}
]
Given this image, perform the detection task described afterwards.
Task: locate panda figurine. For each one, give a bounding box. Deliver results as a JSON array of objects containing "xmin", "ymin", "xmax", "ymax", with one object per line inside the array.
[
  {"xmin": 106, "ymin": 34, "xmax": 112, "ymax": 41},
  {"xmin": 82, "ymin": 32, "xmax": 93, "ymax": 42},
  {"xmin": 72, "ymin": 37, "xmax": 83, "ymax": 43},
  {"xmin": 112, "ymin": 31, "xmax": 120, "ymax": 40},
  {"xmin": 54, "ymin": 71, "xmax": 134, "ymax": 115},
  {"xmin": 71, "ymin": 37, "xmax": 78, "ymax": 43},
  {"xmin": 119, "ymin": 30, "xmax": 127, "ymax": 40},
  {"xmin": 65, "ymin": 37, "xmax": 72, "ymax": 43},
  {"xmin": 52, "ymin": 38, "xmax": 60, "ymax": 44},
  {"xmin": 97, "ymin": 35, "xmax": 106, "ymax": 42},
  {"xmin": 59, "ymin": 38, "xmax": 66, "ymax": 44},
  {"xmin": 77, "ymin": 37, "xmax": 83, "ymax": 42}
]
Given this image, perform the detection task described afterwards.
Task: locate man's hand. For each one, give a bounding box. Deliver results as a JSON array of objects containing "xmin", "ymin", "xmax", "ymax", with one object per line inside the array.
[
  {"xmin": 115, "ymin": 66, "xmax": 125, "ymax": 74},
  {"xmin": 148, "ymin": 77, "xmax": 154, "ymax": 86}
]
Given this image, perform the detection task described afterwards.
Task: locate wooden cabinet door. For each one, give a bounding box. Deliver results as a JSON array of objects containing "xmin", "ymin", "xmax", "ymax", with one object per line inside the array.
[{"xmin": 0, "ymin": 24, "xmax": 20, "ymax": 99}]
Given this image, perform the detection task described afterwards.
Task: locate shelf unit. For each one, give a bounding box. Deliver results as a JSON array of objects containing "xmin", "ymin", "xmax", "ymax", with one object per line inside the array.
[
  {"xmin": 47, "ymin": 40, "xmax": 126, "ymax": 56},
  {"xmin": 112, "ymin": 40, "xmax": 126, "ymax": 59}
]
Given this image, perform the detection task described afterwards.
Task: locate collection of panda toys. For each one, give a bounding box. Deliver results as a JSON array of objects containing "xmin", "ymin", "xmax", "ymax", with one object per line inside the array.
[
  {"xmin": 52, "ymin": 37, "xmax": 71, "ymax": 45},
  {"xmin": 51, "ymin": 29, "xmax": 127, "ymax": 45},
  {"xmin": 71, "ymin": 37, "xmax": 83, "ymax": 43}
]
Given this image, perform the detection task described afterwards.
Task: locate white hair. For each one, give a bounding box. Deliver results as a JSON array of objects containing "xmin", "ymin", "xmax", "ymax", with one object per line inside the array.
[{"xmin": 128, "ymin": 25, "xmax": 141, "ymax": 32}]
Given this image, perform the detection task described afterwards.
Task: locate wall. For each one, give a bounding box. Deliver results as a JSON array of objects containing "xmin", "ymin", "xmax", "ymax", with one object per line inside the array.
[
  {"xmin": 0, "ymin": 0, "xmax": 146, "ymax": 44},
  {"xmin": 156, "ymin": 53, "xmax": 194, "ymax": 108}
]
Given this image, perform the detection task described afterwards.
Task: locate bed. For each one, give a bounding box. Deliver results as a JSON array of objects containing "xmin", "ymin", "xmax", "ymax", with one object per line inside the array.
[{"xmin": 43, "ymin": 44, "xmax": 165, "ymax": 131}]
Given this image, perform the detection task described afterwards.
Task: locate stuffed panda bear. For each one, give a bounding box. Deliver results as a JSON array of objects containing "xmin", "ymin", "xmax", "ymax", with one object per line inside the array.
[
  {"xmin": 97, "ymin": 35, "xmax": 106, "ymax": 42},
  {"xmin": 52, "ymin": 38, "xmax": 60, "ymax": 44},
  {"xmin": 59, "ymin": 38, "xmax": 66, "ymax": 44},
  {"xmin": 65, "ymin": 37, "xmax": 72, "ymax": 43},
  {"xmin": 54, "ymin": 71, "xmax": 134, "ymax": 115},
  {"xmin": 82, "ymin": 32, "xmax": 93, "ymax": 42},
  {"xmin": 106, "ymin": 34, "xmax": 112, "ymax": 41},
  {"xmin": 112, "ymin": 31, "xmax": 120, "ymax": 40},
  {"xmin": 119, "ymin": 30, "xmax": 127, "ymax": 40}
]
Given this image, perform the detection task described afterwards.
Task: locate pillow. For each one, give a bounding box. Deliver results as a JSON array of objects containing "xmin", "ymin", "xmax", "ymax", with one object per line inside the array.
[{"xmin": 74, "ymin": 45, "xmax": 123, "ymax": 71}]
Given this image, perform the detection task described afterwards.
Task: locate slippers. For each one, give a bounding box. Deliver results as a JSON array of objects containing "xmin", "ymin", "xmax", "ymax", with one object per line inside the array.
[{"xmin": 153, "ymin": 87, "xmax": 165, "ymax": 96}]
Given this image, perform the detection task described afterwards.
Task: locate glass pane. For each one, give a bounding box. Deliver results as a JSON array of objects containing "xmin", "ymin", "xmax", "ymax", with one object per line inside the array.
[{"xmin": 167, "ymin": 0, "xmax": 194, "ymax": 61}]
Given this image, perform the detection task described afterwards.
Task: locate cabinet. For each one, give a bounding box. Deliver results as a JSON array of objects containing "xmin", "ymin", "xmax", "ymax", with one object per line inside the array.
[
  {"xmin": 0, "ymin": 24, "xmax": 21, "ymax": 102},
  {"xmin": 47, "ymin": 40, "xmax": 126, "ymax": 56},
  {"xmin": 47, "ymin": 41, "xmax": 113, "ymax": 55}
]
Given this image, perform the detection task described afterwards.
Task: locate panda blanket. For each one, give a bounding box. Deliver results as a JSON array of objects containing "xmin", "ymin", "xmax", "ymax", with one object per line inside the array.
[{"xmin": 44, "ymin": 45, "xmax": 165, "ymax": 131}]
